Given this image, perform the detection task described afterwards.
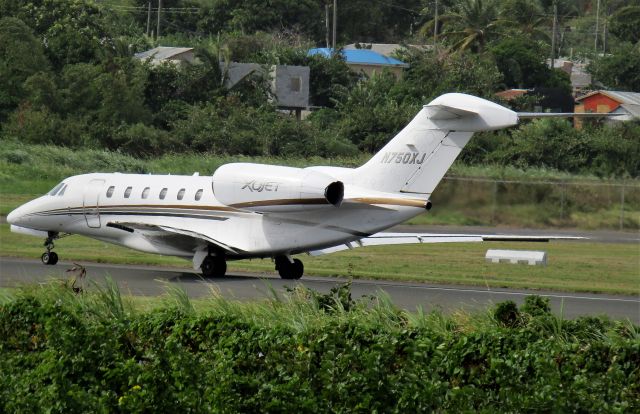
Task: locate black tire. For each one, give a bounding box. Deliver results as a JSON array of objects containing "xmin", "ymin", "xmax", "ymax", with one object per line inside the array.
[
  {"xmin": 49, "ymin": 252, "xmax": 59, "ymax": 265},
  {"xmin": 213, "ymin": 258, "xmax": 227, "ymax": 277},
  {"xmin": 201, "ymin": 256, "xmax": 226, "ymax": 278},
  {"xmin": 276, "ymin": 256, "xmax": 304, "ymax": 279},
  {"xmin": 291, "ymin": 258, "xmax": 304, "ymax": 279}
]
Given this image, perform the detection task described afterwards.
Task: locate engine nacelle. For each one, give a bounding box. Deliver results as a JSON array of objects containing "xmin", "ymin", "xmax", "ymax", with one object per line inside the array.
[{"xmin": 212, "ymin": 163, "xmax": 344, "ymax": 212}]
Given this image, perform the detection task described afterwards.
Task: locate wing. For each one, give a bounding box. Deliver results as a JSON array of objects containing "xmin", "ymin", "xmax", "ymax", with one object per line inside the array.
[
  {"xmin": 308, "ymin": 232, "xmax": 586, "ymax": 256},
  {"xmin": 106, "ymin": 221, "xmax": 245, "ymax": 255}
]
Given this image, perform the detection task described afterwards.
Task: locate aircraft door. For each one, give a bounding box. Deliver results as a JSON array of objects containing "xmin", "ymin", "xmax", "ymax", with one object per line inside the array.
[{"xmin": 83, "ymin": 179, "xmax": 105, "ymax": 228}]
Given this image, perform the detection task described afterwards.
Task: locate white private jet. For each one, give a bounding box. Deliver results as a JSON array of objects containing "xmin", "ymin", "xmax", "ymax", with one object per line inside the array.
[{"xmin": 8, "ymin": 93, "xmax": 585, "ymax": 279}]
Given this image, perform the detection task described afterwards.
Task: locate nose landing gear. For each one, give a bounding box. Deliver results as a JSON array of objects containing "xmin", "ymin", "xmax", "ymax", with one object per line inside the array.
[
  {"xmin": 275, "ymin": 256, "xmax": 304, "ymax": 280},
  {"xmin": 41, "ymin": 232, "xmax": 59, "ymax": 265}
]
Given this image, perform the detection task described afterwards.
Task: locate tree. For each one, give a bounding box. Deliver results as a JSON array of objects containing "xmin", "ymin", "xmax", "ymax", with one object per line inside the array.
[
  {"xmin": 499, "ymin": 0, "xmax": 550, "ymax": 42},
  {"xmin": 609, "ymin": 6, "xmax": 640, "ymax": 44},
  {"xmin": 589, "ymin": 43, "xmax": 640, "ymax": 91},
  {"xmin": 490, "ymin": 36, "xmax": 570, "ymax": 92},
  {"xmin": 0, "ymin": 17, "xmax": 49, "ymax": 121},
  {"xmin": 0, "ymin": 0, "xmax": 137, "ymax": 69},
  {"xmin": 420, "ymin": 0, "xmax": 504, "ymax": 53}
]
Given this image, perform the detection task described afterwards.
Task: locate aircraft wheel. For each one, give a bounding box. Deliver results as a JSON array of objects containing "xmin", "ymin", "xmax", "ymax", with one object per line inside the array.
[
  {"xmin": 276, "ymin": 256, "xmax": 304, "ymax": 280},
  {"xmin": 201, "ymin": 256, "xmax": 226, "ymax": 278},
  {"xmin": 49, "ymin": 252, "xmax": 59, "ymax": 265},
  {"xmin": 291, "ymin": 259, "xmax": 304, "ymax": 279},
  {"xmin": 41, "ymin": 251, "xmax": 58, "ymax": 265}
]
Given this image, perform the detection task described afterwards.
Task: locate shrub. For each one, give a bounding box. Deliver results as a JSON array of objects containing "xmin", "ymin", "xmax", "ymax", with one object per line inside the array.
[
  {"xmin": 521, "ymin": 295, "xmax": 551, "ymax": 317},
  {"xmin": 0, "ymin": 287, "xmax": 638, "ymax": 412},
  {"xmin": 494, "ymin": 300, "xmax": 521, "ymax": 327}
]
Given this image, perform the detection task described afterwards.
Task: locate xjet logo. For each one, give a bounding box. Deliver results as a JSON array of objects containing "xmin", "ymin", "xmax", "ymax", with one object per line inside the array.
[
  {"xmin": 241, "ymin": 180, "xmax": 280, "ymax": 192},
  {"xmin": 380, "ymin": 152, "xmax": 427, "ymax": 164}
]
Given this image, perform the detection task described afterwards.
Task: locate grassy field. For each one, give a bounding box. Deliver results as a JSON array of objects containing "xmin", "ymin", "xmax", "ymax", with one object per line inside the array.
[
  {"xmin": 1, "ymin": 223, "xmax": 637, "ymax": 294},
  {"xmin": 2, "ymin": 142, "xmax": 638, "ymax": 229}
]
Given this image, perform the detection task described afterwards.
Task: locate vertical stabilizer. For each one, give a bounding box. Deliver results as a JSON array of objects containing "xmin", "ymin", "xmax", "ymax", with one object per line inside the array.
[{"xmin": 354, "ymin": 93, "xmax": 517, "ymax": 195}]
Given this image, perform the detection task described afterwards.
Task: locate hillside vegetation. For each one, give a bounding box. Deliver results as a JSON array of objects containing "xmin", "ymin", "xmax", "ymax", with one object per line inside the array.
[
  {"xmin": 1, "ymin": 282, "xmax": 638, "ymax": 412},
  {"xmin": 0, "ymin": 0, "xmax": 639, "ymax": 178}
]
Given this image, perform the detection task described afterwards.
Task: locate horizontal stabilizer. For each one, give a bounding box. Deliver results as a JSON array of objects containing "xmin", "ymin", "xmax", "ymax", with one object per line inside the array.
[
  {"xmin": 424, "ymin": 104, "xmax": 478, "ymax": 120},
  {"xmin": 517, "ymin": 112, "xmax": 622, "ymax": 119}
]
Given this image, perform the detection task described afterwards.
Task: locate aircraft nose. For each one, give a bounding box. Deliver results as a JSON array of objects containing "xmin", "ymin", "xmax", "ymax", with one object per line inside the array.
[
  {"xmin": 7, "ymin": 208, "xmax": 20, "ymax": 225},
  {"xmin": 7, "ymin": 205, "xmax": 28, "ymax": 226}
]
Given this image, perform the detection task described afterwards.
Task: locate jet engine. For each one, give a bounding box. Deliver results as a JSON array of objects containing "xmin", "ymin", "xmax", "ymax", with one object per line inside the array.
[{"xmin": 212, "ymin": 163, "xmax": 344, "ymax": 212}]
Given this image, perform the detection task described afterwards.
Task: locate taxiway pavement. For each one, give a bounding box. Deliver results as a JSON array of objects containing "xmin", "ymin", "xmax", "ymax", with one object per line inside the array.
[{"xmin": 1, "ymin": 257, "xmax": 638, "ymax": 323}]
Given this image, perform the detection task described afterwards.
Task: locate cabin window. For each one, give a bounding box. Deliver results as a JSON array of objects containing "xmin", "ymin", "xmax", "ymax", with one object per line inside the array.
[
  {"xmin": 48, "ymin": 182, "xmax": 65, "ymax": 196},
  {"xmin": 124, "ymin": 187, "xmax": 132, "ymax": 198},
  {"xmin": 57, "ymin": 184, "xmax": 67, "ymax": 196},
  {"xmin": 106, "ymin": 186, "xmax": 115, "ymax": 198},
  {"xmin": 142, "ymin": 187, "xmax": 150, "ymax": 199},
  {"xmin": 195, "ymin": 189, "xmax": 203, "ymax": 201},
  {"xmin": 159, "ymin": 188, "xmax": 167, "ymax": 200},
  {"xmin": 177, "ymin": 188, "xmax": 185, "ymax": 200}
]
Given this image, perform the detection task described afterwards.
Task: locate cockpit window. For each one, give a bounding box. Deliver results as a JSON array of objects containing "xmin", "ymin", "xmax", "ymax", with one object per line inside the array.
[
  {"xmin": 57, "ymin": 184, "xmax": 67, "ymax": 196},
  {"xmin": 48, "ymin": 182, "xmax": 65, "ymax": 196}
]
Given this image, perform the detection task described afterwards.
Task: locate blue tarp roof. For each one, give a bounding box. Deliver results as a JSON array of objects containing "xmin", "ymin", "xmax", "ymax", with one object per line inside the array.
[{"xmin": 308, "ymin": 48, "xmax": 408, "ymax": 67}]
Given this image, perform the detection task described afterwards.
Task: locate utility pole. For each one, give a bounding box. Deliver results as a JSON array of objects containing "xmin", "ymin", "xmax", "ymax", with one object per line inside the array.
[
  {"xmin": 146, "ymin": 2, "xmax": 151, "ymax": 36},
  {"xmin": 434, "ymin": 0, "xmax": 438, "ymax": 48},
  {"xmin": 157, "ymin": 0, "xmax": 162, "ymax": 39},
  {"xmin": 325, "ymin": 3, "xmax": 330, "ymax": 48},
  {"xmin": 594, "ymin": 0, "xmax": 600, "ymax": 55},
  {"xmin": 602, "ymin": 12, "xmax": 607, "ymax": 54},
  {"xmin": 550, "ymin": 2, "xmax": 557, "ymax": 69},
  {"xmin": 332, "ymin": 0, "xmax": 337, "ymax": 49}
]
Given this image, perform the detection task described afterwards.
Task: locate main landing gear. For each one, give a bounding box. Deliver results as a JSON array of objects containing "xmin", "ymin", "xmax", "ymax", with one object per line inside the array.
[
  {"xmin": 275, "ymin": 256, "xmax": 304, "ymax": 280},
  {"xmin": 200, "ymin": 255, "xmax": 227, "ymax": 278},
  {"xmin": 41, "ymin": 232, "xmax": 59, "ymax": 265}
]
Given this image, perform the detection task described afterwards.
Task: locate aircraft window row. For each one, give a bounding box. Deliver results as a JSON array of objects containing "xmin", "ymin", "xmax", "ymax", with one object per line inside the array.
[{"xmin": 105, "ymin": 185, "xmax": 204, "ymax": 201}]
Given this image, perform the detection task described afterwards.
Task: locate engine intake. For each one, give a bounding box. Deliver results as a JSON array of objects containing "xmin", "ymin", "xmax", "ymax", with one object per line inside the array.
[{"xmin": 212, "ymin": 163, "xmax": 344, "ymax": 213}]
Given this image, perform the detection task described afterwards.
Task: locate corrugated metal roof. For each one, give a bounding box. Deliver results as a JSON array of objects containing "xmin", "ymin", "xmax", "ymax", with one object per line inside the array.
[
  {"xmin": 602, "ymin": 91, "xmax": 640, "ymax": 105},
  {"xmin": 135, "ymin": 46, "xmax": 194, "ymax": 61},
  {"xmin": 619, "ymin": 104, "xmax": 640, "ymax": 117},
  {"xmin": 308, "ymin": 48, "xmax": 409, "ymax": 67},
  {"xmin": 576, "ymin": 90, "xmax": 640, "ymax": 105}
]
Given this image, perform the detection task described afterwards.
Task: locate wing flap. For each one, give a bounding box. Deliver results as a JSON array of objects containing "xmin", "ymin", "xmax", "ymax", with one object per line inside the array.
[{"xmin": 108, "ymin": 221, "xmax": 244, "ymax": 254}]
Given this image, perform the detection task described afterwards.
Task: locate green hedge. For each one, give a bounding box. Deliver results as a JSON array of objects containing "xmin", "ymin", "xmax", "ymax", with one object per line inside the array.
[{"xmin": 0, "ymin": 284, "xmax": 638, "ymax": 412}]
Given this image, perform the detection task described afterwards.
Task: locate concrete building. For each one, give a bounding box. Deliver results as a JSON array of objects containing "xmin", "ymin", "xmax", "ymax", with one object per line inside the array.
[
  {"xmin": 308, "ymin": 48, "xmax": 409, "ymax": 79},
  {"xmin": 225, "ymin": 63, "xmax": 310, "ymax": 116},
  {"xmin": 136, "ymin": 47, "xmax": 309, "ymax": 115}
]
